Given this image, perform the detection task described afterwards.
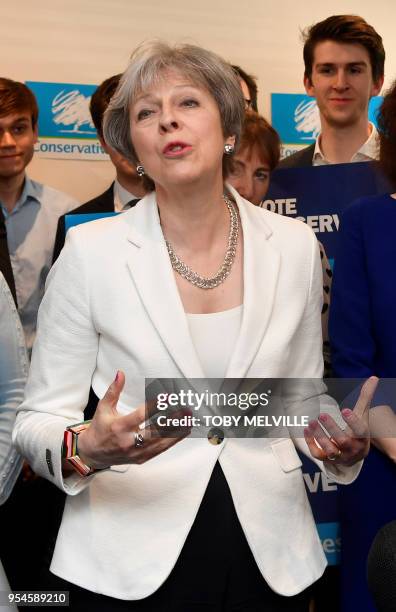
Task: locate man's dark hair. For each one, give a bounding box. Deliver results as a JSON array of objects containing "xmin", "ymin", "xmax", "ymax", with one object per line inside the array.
[
  {"xmin": 90, "ymin": 74, "xmax": 122, "ymax": 139},
  {"xmin": 0, "ymin": 78, "xmax": 39, "ymax": 128},
  {"xmin": 303, "ymin": 15, "xmax": 385, "ymax": 83},
  {"xmin": 378, "ymin": 80, "xmax": 396, "ymax": 190},
  {"xmin": 232, "ymin": 65, "xmax": 258, "ymax": 112}
]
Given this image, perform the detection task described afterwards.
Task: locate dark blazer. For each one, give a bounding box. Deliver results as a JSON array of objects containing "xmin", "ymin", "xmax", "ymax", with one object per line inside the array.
[
  {"xmin": 330, "ymin": 193, "xmax": 396, "ymax": 378},
  {"xmin": 278, "ymin": 144, "xmax": 315, "ymax": 169},
  {"xmin": 52, "ymin": 183, "xmax": 115, "ymax": 264}
]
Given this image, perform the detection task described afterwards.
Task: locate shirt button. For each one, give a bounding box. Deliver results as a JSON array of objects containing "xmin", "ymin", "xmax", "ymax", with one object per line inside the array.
[{"xmin": 207, "ymin": 428, "xmax": 224, "ymax": 445}]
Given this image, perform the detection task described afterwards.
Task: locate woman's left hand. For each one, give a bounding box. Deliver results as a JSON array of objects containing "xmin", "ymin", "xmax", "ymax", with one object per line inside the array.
[{"xmin": 304, "ymin": 376, "xmax": 378, "ymax": 466}]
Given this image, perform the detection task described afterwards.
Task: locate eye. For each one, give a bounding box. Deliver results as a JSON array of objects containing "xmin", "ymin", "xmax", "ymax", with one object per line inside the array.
[
  {"xmin": 254, "ymin": 169, "xmax": 269, "ymax": 181},
  {"xmin": 136, "ymin": 108, "xmax": 154, "ymax": 121},
  {"xmin": 181, "ymin": 98, "xmax": 199, "ymax": 108},
  {"xmin": 349, "ymin": 66, "xmax": 363, "ymax": 75},
  {"xmin": 229, "ymin": 162, "xmax": 243, "ymax": 177},
  {"xmin": 12, "ymin": 125, "xmax": 28, "ymax": 135}
]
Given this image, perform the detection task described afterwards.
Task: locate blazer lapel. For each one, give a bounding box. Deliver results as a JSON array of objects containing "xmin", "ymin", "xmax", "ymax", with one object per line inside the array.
[
  {"xmin": 225, "ymin": 187, "xmax": 281, "ymax": 379},
  {"xmin": 125, "ymin": 195, "xmax": 206, "ymax": 381}
]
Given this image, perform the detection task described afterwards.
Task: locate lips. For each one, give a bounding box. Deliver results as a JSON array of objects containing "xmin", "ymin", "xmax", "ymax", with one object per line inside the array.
[{"xmin": 162, "ymin": 141, "xmax": 192, "ymax": 156}]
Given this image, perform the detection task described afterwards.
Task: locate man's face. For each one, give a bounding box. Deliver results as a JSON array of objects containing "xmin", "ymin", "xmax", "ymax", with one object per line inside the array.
[
  {"xmin": 304, "ymin": 40, "xmax": 383, "ymax": 129},
  {"xmin": 0, "ymin": 111, "xmax": 37, "ymax": 180}
]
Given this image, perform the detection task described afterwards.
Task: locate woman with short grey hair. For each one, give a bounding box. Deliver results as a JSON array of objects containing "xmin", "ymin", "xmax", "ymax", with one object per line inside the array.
[{"xmin": 15, "ymin": 41, "xmax": 374, "ymax": 610}]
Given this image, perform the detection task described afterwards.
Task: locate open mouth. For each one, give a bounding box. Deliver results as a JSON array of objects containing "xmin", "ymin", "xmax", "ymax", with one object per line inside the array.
[{"xmin": 162, "ymin": 142, "xmax": 192, "ymax": 156}]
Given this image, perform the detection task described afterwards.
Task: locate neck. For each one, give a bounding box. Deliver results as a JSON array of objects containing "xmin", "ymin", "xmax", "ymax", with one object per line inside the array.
[
  {"xmin": 156, "ymin": 175, "xmax": 229, "ymax": 251},
  {"xmin": 319, "ymin": 117, "xmax": 372, "ymax": 164},
  {"xmin": 116, "ymin": 171, "xmax": 147, "ymax": 198},
  {"xmin": 0, "ymin": 172, "xmax": 25, "ymax": 213}
]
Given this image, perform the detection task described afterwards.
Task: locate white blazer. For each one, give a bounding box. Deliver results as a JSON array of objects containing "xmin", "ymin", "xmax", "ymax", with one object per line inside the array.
[{"xmin": 14, "ymin": 187, "xmax": 359, "ymax": 599}]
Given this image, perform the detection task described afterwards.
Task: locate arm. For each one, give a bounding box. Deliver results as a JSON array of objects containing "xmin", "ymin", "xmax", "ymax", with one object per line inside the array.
[
  {"xmin": 329, "ymin": 201, "xmax": 396, "ymax": 462},
  {"xmin": 13, "ymin": 229, "xmax": 100, "ymax": 494},
  {"xmin": 329, "ymin": 202, "xmax": 375, "ymax": 378},
  {"xmin": 0, "ymin": 274, "xmax": 28, "ymax": 505}
]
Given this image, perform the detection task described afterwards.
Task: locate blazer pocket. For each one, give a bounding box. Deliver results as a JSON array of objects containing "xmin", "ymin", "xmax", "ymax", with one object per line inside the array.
[{"xmin": 271, "ymin": 439, "xmax": 302, "ymax": 473}]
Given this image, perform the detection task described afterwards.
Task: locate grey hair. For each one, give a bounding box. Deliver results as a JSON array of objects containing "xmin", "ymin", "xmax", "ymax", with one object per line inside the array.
[{"xmin": 102, "ymin": 41, "xmax": 245, "ymax": 177}]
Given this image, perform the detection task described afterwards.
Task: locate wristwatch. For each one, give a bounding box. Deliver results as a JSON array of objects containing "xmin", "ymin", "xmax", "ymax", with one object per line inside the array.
[{"xmin": 63, "ymin": 420, "xmax": 101, "ymax": 477}]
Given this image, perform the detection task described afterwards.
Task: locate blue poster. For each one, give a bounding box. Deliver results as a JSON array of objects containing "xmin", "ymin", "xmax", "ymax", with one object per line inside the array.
[{"xmin": 264, "ymin": 162, "xmax": 390, "ymax": 260}]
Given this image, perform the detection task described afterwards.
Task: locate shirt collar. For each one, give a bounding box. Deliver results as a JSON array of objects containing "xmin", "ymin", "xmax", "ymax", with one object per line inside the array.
[
  {"xmin": 1, "ymin": 175, "xmax": 40, "ymax": 218},
  {"xmin": 113, "ymin": 179, "xmax": 140, "ymax": 212},
  {"xmin": 313, "ymin": 122, "xmax": 379, "ymax": 164}
]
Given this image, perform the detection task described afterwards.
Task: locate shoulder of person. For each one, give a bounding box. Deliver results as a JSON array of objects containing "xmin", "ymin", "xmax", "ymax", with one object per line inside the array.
[
  {"xmin": 342, "ymin": 193, "xmax": 392, "ymax": 223},
  {"xmin": 28, "ymin": 177, "xmax": 79, "ymax": 215},
  {"xmin": 277, "ymin": 144, "xmax": 315, "ymax": 169}
]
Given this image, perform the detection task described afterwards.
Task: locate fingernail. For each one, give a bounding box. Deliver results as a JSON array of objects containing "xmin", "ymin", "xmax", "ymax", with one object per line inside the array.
[
  {"xmin": 319, "ymin": 414, "xmax": 327, "ymax": 423},
  {"xmin": 342, "ymin": 408, "xmax": 352, "ymax": 418},
  {"xmin": 115, "ymin": 370, "xmax": 120, "ymax": 383}
]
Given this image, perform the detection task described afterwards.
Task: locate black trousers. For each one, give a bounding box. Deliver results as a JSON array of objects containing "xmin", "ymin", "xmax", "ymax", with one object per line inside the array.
[{"xmin": 47, "ymin": 463, "xmax": 311, "ymax": 611}]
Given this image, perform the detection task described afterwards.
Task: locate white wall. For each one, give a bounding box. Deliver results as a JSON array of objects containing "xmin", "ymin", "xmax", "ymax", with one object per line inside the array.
[{"xmin": 2, "ymin": 0, "xmax": 395, "ymax": 202}]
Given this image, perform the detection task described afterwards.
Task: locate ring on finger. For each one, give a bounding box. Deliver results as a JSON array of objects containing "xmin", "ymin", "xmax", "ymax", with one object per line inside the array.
[
  {"xmin": 134, "ymin": 432, "xmax": 145, "ymax": 448},
  {"xmin": 327, "ymin": 447, "xmax": 342, "ymax": 461}
]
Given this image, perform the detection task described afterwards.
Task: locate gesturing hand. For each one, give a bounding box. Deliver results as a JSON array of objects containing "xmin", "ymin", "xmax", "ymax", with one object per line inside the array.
[
  {"xmin": 77, "ymin": 371, "xmax": 190, "ymax": 470},
  {"xmin": 304, "ymin": 376, "xmax": 379, "ymax": 467}
]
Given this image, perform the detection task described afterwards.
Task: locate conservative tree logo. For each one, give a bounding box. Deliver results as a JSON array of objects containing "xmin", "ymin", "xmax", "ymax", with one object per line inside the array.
[{"xmin": 26, "ymin": 81, "xmax": 107, "ymax": 160}]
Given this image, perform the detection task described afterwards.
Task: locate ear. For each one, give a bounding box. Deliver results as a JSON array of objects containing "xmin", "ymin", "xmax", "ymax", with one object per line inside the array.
[
  {"xmin": 33, "ymin": 123, "xmax": 39, "ymax": 144},
  {"xmin": 98, "ymin": 136, "xmax": 110, "ymax": 154},
  {"xmin": 371, "ymin": 74, "xmax": 384, "ymax": 98},
  {"xmin": 304, "ymin": 74, "xmax": 314, "ymax": 97},
  {"xmin": 226, "ymin": 134, "xmax": 236, "ymax": 148}
]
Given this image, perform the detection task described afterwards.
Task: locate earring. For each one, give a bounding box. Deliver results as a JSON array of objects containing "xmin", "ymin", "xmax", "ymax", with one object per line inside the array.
[
  {"xmin": 136, "ymin": 164, "xmax": 145, "ymax": 177},
  {"xmin": 224, "ymin": 143, "xmax": 234, "ymax": 155}
]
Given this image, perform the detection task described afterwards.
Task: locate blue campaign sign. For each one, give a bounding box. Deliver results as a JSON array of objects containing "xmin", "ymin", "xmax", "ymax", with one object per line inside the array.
[
  {"xmin": 26, "ymin": 81, "xmax": 97, "ymax": 139},
  {"xmin": 65, "ymin": 212, "xmax": 119, "ymax": 233},
  {"xmin": 264, "ymin": 162, "xmax": 390, "ymax": 259},
  {"xmin": 271, "ymin": 93, "xmax": 383, "ymax": 145}
]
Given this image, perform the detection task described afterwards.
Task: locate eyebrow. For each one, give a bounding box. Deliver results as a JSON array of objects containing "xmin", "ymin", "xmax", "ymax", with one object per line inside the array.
[
  {"xmin": 134, "ymin": 84, "xmax": 199, "ymax": 104},
  {"xmin": 316, "ymin": 61, "xmax": 368, "ymax": 68}
]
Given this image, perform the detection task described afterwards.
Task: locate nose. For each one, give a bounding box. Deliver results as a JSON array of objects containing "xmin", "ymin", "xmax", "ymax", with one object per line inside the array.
[
  {"xmin": 159, "ymin": 105, "xmax": 179, "ymax": 133},
  {"xmin": 333, "ymin": 69, "xmax": 349, "ymax": 90},
  {"xmin": 0, "ymin": 130, "xmax": 16, "ymax": 148}
]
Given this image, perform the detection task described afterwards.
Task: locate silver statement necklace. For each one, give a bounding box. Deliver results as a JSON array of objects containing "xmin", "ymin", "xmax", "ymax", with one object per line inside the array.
[{"xmin": 165, "ymin": 194, "xmax": 239, "ymax": 290}]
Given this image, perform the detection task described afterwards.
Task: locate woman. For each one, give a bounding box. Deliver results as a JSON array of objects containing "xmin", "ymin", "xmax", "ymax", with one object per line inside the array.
[
  {"xmin": 228, "ymin": 111, "xmax": 332, "ymax": 376},
  {"xmin": 329, "ymin": 82, "xmax": 396, "ymax": 612},
  {"xmin": 227, "ymin": 111, "xmax": 280, "ymax": 204},
  {"xmin": 14, "ymin": 42, "xmax": 372, "ymax": 611},
  {"xmin": 0, "ymin": 272, "xmax": 28, "ymax": 610}
]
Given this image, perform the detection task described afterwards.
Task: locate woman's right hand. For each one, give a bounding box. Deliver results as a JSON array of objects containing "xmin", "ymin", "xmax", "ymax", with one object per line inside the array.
[{"xmin": 77, "ymin": 371, "xmax": 190, "ymax": 470}]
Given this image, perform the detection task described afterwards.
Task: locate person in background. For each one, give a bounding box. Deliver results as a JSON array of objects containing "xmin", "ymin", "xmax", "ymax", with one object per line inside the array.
[
  {"xmin": 0, "ymin": 272, "xmax": 27, "ymax": 606},
  {"xmin": 227, "ymin": 111, "xmax": 279, "ymax": 204},
  {"xmin": 329, "ymin": 81, "xmax": 396, "ymax": 612},
  {"xmin": 228, "ymin": 110, "xmax": 332, "ymax": 376},
  {"xmin": 52, "ymin": 74, "xmax": 147, "ymax": 263},
  {"xmin": 0, "ymin": 78, "xmax": 78, "ymax": 354},
  {"xmin": 279, "ymin": 14, "xmax": 384, "ymax": 168},
  {"xmin": 232, "ymin": 65, "xmax": 258, "ymax": 111}
]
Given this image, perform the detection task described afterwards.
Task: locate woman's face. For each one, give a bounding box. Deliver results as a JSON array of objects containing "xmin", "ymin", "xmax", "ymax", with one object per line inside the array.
[
  {"xmin": 228, "ymin": 145, "xmax": 270, "ymax": 205},
  {"xmin": 130, "ymin": 70, "xmax": 234, "ymax": 190}
]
